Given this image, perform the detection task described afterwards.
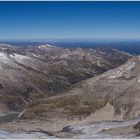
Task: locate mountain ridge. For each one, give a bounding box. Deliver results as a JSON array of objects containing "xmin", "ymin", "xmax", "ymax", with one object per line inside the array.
[
  {"xmin": 0, "ymin": 43, "xmax": 131, "ymax": 114},
  {"xmin": 18, "ymin": 56, "xmax": 140, "ymax": 131}
]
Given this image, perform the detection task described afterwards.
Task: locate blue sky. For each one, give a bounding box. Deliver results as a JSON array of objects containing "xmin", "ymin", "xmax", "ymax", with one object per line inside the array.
[{"xmin": 0, "ymin": 1, "xmax": 140, "ymax": 40}]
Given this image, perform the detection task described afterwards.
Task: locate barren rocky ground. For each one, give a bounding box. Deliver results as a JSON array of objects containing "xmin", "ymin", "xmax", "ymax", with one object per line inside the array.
[{"xmin": 14, "ymin": 55, "xmax": 140, "ymax": 138}]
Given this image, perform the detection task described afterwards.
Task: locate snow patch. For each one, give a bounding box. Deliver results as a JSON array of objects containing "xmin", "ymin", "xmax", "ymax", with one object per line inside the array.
[
  {"xmin": 109, "ymin": 71, "xmax": 123, "ymax": 79},
  {"xmin": 9, "ymin": 54, "xmax": 31, "ymax": 64},
  {"xmin": 109, "ymin": 62, "xmax": 135, "ymax": 79},
  {"xmin": 0, "ymin": 131, "xmax": 54, "ymax": 139},
  {"xmin": 31, "ymin": 53, "xmax": 39, "ymax": 58},
  {"xmin": 124, "ymin": 62, "xmax": 135, "ymax": 71},
  {"xmin": 38, "ymin": 44, "xmax": 54, "ymax": 49},
  {"xmin": 0, "ymin": 52, "xmax": 10, "ymax": 64},
  {"xmin": 0, "ymin": 52, "xmax": 7, "ymax": 58},
  {"xmin": 68, "ymin": 115, "xmax": 140, "ymax": 138},
  {"xmin": 10, "ymin": 54, "xmax": 30, "ymax": 60}
]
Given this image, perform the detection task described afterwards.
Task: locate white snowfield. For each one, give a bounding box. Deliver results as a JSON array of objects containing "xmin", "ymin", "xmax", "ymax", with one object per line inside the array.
[
  {"xmin": 0, "ymin": 52, "xmax": 30, "ymax": 66},
  {"xmin": 109, "ymin": 70, "xmax": 123, "ymax": 79},
  {"xmin": 29, "ymin": 53, "xmax": 40, "ymax": 58},
  {"xmin": 10, "ymin": 53, "xmax": 30, "ymax": 60},
  {"xmin": 0, "ymin": 52, "xmax": 8, "ymax": 58},
  {"xmin": 0, "ymin": 52, "xmax": 10, "ymax": 63},
  {"xmin": 38, "ymin": 44, "xmax": 54, "ymax": 49},
  {"xmin": 68, "ymin": 115, "xmax": 140, "ymax": 138},
  {"xmin": 109, "ymin": 61, "xmax": 135, "ymax": 79},
  {"xmin": 0, "ymin": 131, "xmax": 55, "ymax": 139},
  {"xmin": 1, "ymin": 116, "xmax": 140, "ymax": 139}
]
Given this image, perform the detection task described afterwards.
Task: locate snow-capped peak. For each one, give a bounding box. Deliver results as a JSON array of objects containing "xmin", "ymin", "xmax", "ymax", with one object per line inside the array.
[{"xmin": 38, "ymin": 44, "xmax": 54, "ymax": 49}]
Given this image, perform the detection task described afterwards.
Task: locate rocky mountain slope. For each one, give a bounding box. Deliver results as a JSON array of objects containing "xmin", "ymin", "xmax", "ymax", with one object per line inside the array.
[
  {"xmin": 18, "ymin": 56, "xmax": 140, "ymax": 135},
  {"xmin": 0, "ymin": 43, "xmax": 131, "ymax": 114}
]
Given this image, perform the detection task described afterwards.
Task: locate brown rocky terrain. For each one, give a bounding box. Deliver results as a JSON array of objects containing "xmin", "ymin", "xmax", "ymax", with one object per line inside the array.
[
  {"xmin": 10, "ymin": 55, "xmax": 140, "ymax": 138},
  {"xmin": 21, "ymin": 56, "xmax": 140, "ymax": 121}
]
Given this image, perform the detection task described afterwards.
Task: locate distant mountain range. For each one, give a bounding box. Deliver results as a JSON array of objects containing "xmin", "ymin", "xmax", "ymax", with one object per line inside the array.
[
  {"xmin": 1, "ymin": 40, "xmax": 140, "ymax": 54},
  {"xmin": 1, "ymin": 42, "xmax": 140, "ymax": 138},
  {"xmin": 0, "ymin": 43, "xmax": 131, "ymax": 114}
]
